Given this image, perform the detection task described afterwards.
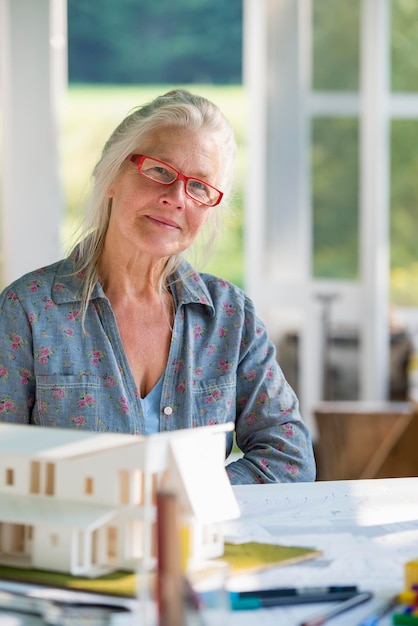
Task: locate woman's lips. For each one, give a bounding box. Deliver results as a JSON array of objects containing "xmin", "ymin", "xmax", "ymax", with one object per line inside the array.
[{"xmin": 147, "ymin": 215, "xmax": 180, "ymax": 229}]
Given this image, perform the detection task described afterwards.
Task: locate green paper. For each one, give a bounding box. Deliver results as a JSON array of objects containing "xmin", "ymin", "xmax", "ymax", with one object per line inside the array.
[
  {"xmin": 218, "ymin": 541, "xmax": 322, "ymax": 575},
  {"xmin": 0, "ymin": 565, "xmax": 136, "ymax": 597}
]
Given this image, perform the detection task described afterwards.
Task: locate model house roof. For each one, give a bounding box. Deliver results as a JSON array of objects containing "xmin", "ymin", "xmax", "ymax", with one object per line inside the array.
[
  {"xmin": 163, "ymin": 429, "xmax": 241, "ymax": 523},
  {"xmin": 0, "ymin": 422, "xmax": 240, "ymax": 526},
  {"xmin": 0, "ymin": 423, "xmax": 138, "ymax": 459}
]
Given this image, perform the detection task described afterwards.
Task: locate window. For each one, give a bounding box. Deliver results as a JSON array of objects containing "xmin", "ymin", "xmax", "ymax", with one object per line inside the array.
[
  {"xmin": 311, "ymin": 0, "xmax": 360, "ymax": 280},
  {"xmin": 45, "ymin": 462, "xmax": 55, "ymax": 496},
  {"xmin": 119, "ymin": 470, "xmax": 129, "ymax": 505},
  {"xmin": 107, "ymin": 526, "xmax": 117, "ymax": 561},
  {"xmin": 312, "ymin": 118, "xmax": 359, "ymax": 279},
  {"xmin": 311, "ymin": 0, "xmax": 418, "ymax": 305},
  {"xmin": 12, "ymin": 525, "xmax": 25, "ymax": 552},
  {"xmin": 5, "ymin": 468, "xmax": 14, "ymax": 486},
  {"xmin": 30, "ymin": 461, "xmax": 40, "ymax": 494},
  {"xmin": 85, "ymin": 476, "xmax": 93, "ymax": 495}
]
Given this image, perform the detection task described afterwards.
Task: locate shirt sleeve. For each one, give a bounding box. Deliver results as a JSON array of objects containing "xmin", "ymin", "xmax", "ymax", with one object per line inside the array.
[
  {"xmin": 226, "ymin": 295, "xmax": 316, "ymax": 485},
  {"xmin": 0, "ymin": 286, "xmax": 35, "ymax": 423}
]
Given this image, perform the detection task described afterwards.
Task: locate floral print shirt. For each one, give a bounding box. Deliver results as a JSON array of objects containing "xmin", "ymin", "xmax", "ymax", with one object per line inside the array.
[{"xmin": 0, "ymin": 253, "xmax": 316, "ymax": 485}]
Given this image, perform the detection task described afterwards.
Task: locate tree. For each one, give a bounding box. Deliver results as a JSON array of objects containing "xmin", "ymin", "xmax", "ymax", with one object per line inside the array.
[{"xmin": 67, "ymin": 0, "xmax": 243, "ymax": 84}]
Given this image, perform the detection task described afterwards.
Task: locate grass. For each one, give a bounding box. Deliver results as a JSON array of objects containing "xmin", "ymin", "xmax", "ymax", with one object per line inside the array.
[{"xmin": 59, "ymin": 84, "xmax": 246, "ymax": 288}]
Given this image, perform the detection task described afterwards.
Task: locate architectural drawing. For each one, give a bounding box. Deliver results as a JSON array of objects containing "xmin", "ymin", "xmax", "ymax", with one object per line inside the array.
[{"xmin": 0, "ymin": 422, "xmax": 240, "ymax": 578}]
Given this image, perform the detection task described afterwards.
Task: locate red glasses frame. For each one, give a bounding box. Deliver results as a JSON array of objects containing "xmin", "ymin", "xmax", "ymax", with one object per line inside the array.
[{"xmin": 129, "ymin": 154, "xmax": 223, "ymax": 207}]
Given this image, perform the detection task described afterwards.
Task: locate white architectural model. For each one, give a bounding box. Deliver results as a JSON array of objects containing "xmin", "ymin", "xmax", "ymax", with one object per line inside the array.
[{"xmin": 0, "ymin": 423, "xmax": 240, "ymax": 578}]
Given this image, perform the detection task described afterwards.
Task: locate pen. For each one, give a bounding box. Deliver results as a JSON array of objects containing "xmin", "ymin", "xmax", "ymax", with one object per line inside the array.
[
  {"xmin": 230, "ymin": 585, "xmax": 359, "ymax": 610},
  {"xmin": 300, "ymin": 591, "xmax": 373, "ymax": 626},
  {"xmin": 357, "ymin": 594, "xmax": 399, "ymax": 626}
]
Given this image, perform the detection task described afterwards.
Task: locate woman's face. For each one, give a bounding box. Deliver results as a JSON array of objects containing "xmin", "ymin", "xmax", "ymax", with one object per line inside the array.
[{"xmin": 106, "ymin": 125, "xmax": 221, "ymax": 261}]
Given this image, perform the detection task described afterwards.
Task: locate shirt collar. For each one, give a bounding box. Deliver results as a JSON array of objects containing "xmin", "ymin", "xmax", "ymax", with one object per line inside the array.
[
  {"xmin": 51, "ymin": 253, "xmax": 215, "ymax": 317},
  {"xmin": 169, "ymin": 259, "xmax": 216, "ymax": 316}
]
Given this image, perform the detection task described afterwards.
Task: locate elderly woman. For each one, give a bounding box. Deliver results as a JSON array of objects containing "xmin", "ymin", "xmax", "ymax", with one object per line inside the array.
[{"xmin": 0, "ymin": 89, "xmax": 315, "ymax": 484}]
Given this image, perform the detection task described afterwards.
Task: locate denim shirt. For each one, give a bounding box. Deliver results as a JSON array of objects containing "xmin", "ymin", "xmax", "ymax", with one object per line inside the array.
[{"xmin": 0, "ymin": 254, "xmax": 316, "ymax": 485}]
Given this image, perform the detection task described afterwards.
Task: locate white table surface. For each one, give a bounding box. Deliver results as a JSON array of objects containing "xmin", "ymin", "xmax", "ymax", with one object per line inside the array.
[
  {"xmin": 224, "ymin": 477, "xmax": 418, "ymax": 625},
  {"xmin": 2, "ymin": 476, "xmax": 418, "ymax": 625}
]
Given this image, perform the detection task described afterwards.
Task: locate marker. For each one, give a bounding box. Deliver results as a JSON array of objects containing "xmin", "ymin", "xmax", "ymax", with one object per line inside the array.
[
  {"xmin": 357, "ymin": 594, "xmax": 399, "ymax": 626},
  {"xmin": 229, "ymin": 585, "xmax": 359, "ymax": 610},
  {"xmin": 393, "ymin": 612, "xmax": 418, "ymax": 625},
  {"xmin": 300, "ymin": 591, "xmax": 373, "ymax": 626}
]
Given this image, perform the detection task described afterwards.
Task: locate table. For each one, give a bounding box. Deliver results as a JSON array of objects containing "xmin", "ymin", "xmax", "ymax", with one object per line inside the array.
[
  {"xmin": 225, "ymin": 477, "xmax": 418, "ymax": 625},
  {"xmin": 2, "ymin": 477, "xmax": 418, "ymax": 625}
]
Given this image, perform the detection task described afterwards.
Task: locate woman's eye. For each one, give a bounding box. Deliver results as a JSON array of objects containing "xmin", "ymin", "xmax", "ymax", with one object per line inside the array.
[
  {"xmin": 150, "ymin": 166, "xmax": 171, "ymax": 180},
  {"xmin": 189, "ymin": 180, "xmax": 206, "ymax": 191}
]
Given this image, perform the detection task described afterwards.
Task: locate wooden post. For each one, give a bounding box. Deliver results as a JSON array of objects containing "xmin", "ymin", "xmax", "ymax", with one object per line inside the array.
[{"xmin": 156, "ymin": 491, "xmax": 184, "ymax": 626}]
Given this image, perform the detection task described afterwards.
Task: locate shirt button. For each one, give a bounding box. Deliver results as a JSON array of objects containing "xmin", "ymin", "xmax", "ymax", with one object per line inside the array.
[{"xmin": 163, "ymin": 406, "xmax": 173, "ymax": 416}]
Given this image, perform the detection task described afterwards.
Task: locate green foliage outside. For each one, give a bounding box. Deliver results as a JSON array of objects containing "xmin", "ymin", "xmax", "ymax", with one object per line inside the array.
[
  {"xmin": 68, "ymin": 0, "xmax": 242, "ymax": 85},
  {"xmin": 392, "ymin": 0, "xmax": 418, "ymax": 91},
  {"xmin": 312, "ymin": 0, "xmax": 360, "ymax": 91},
  {"xmin": 390, "ymin": 119, "xmax": 418, "ymax": 305},
  {"xmin": 312, "ymin": 118, "xmax": 359, "ymax": 280}
]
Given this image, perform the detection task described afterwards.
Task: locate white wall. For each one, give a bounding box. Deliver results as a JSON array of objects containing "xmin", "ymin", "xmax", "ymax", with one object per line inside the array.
[{"xmin": 0, "ymin": 0, "xmax": 67, "ymax": 287}]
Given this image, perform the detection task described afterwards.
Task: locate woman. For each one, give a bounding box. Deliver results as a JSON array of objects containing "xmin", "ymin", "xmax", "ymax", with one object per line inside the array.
[{"xmin": 0, "ymin": 89, "xmax": 316, "ymax": 484}]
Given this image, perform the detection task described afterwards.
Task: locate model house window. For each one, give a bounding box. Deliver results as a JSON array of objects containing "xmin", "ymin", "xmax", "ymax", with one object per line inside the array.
[
  {"xmin": 107, "ymin": 526, "xmax": 117, "ymax": 561},
  {"xmin": 30, "ymin": 461, "xmax": 40, "ymax": 494},
  {"xmin": 119, "ymin": 470, "xmax": 129, "ymax": 505},
  {"xmin": 85, "ymin": 477, "xmax": 93, "ymax": 495},
  {"xmin": 5, "ymin": 468, "xmax": 14, "ymax": 486},
  {"xmin": 92, "ymin": 529, "xmax": 99, "ymax": 565},
  {"xmin": 45, "ymin": 462, "xmax": 55, "ymax": 496},
  {"xmin": 12, "ymin": 524, "xmax": 25, "ymax": 552}
]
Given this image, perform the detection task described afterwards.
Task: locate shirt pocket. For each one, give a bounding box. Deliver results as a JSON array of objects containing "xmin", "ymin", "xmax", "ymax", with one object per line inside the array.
[
  {"xmin": 36, "ymin": 375, "xmax": 101, "ymax": 430},
  {"xmin": 191, "ymin": 375, "xmax": 236, "ymax": 427}
]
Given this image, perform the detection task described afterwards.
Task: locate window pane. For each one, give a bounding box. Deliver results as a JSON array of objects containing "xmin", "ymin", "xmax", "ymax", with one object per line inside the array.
[
  {"xmin": 390, "ymin": 120, "xmax": 418, "ymax": 305},
  {"xmin": 312, "ymin": 118, "xmax": 359, "ymax": 279},
  {"xmin": 391, "ymin": 0, "xmax": 418, "ymax": 92},
  {"xmin": 312, "ymin": 0, "xmax": 360, "ymax": 91}
]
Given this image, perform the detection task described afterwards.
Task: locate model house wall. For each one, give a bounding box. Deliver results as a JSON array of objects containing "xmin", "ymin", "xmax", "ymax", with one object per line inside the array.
[{"xmin": 0, "ymin": 423, "xmax": 240, "ymax": 578}]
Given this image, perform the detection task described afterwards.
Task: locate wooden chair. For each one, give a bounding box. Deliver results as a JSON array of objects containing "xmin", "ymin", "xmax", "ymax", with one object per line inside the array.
[{"xmin": 314, "ymin": 400, "xmax": 418, "ymax": 480}]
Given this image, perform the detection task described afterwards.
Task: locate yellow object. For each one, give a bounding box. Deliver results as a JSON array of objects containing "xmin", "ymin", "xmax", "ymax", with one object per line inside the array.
[
  {"xmin": 399, "ymin": 590, "xmax": 418, "ymax": 604},
  {"xmin": 405, "ymin": 559, "xmax": 418, "ymax": 589},
  {"xmin": 179, "ymin": 524, "xmax": 191, "ymax": 573},
  {"xmin": 216, "ymin": 541, "xmax": 322, "ymax": 576}
]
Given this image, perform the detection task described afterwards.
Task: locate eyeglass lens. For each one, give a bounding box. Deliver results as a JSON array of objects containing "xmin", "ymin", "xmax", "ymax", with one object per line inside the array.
[{"xmin": 140, "ymin": 157, "xmax": 220, "ymax": 206}]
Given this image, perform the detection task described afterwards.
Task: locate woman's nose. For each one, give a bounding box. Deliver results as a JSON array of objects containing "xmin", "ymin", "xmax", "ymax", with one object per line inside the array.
[{"xmin": 162, "ymin": 179, "xmax": 187, "ymax": 208}]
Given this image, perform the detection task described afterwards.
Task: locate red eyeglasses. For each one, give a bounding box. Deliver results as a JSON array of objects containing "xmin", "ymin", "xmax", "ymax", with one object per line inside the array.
[{"xmin": 129, "ymin": 154, "xmax": 223, "ymax": 207}]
